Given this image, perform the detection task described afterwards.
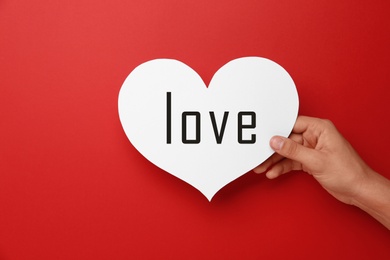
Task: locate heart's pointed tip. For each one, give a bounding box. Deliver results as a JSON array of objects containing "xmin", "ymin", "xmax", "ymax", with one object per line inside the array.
[
  {"xmin": 200, "ymin": 188, "xmax": 220, "ymax": 202},
  {"xmin": 204, "ymin": 194, "xmax": 214, "ymax": 202},
  {"xmin": 205, "ymin": 195, "xmax": 213, "ymax": 202}
]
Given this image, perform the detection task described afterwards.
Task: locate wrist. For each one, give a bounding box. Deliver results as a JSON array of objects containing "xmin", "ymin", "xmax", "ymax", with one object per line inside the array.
[{"xmin": 350, "ymin": 169, "xmax": 390, "ymax": 229}]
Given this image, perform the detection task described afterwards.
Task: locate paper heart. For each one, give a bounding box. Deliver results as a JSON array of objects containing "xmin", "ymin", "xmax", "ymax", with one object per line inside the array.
[{"xmin": 118, "ymin": 57, "xmax": 299, "ymax": 201}]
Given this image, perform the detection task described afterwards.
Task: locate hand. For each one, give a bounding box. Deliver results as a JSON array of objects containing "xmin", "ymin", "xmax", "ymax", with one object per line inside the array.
[
  {"xmin": 253, "ymin": 116, "xmax": 390, "ymax": 229},
  {"xmin": 254, "ymin": 116, "xmax": 371, "ymax": 204}
]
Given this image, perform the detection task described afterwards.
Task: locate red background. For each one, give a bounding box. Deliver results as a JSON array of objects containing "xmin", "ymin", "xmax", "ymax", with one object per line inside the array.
[{"xmin": 1, "ymin": 0, "xmax": 390, "ymax": 259}]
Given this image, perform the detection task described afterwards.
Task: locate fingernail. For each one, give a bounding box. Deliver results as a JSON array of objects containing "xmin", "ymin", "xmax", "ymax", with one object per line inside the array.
[
  {"xmin": 270, "ymin": 136, "xmax": 284, "ymax": 151},
  {"xmin": 253, "ymin": 166, "xmax": 265, "ymax": 174},
  {"xmin": 266, "ymin": 170, "xmax": 278, "ymax": 179}
]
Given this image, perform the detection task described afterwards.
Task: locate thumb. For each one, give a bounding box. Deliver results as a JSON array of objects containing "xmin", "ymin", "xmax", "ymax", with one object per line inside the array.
[{"xmin": 270, "ymin": 136, "xmax": 317, "ymax": 167}]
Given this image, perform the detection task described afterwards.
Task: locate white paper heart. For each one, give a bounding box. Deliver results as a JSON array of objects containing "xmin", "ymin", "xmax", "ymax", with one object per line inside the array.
[{"xmin": 118, "ymin": 57, "xmax": 299, "ymax": 201}]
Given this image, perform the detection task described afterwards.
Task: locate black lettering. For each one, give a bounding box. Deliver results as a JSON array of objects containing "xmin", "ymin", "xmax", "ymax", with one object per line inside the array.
[
  {"xmin": 182, "ymin": 112, "xmax": 201, "ymax": 144},
  {"xmin": 166, "ymin": 92, "xmax": 172, "ymax": 144},
  {"xmin": 238, "ymin": 112, "xmax": 256, "ymax": 144},
  {"xmin": 209, "ymin": 112, "xmax": 229, "ymax": 144}
]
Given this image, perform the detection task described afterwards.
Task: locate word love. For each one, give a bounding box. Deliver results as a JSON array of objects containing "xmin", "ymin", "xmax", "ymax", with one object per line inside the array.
[
  {"xmin": 166, "ymin": 92, "xmax": 256, "ymax": 144},
  {"xmin": 118, "ymin": 57, "xmax": 299, "ymax": 200}
]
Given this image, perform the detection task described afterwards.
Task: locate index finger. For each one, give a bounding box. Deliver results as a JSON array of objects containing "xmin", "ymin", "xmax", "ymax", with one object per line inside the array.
[{"xmin": 292, "ymin": 116, "xmax": 322, "ymax": 134}]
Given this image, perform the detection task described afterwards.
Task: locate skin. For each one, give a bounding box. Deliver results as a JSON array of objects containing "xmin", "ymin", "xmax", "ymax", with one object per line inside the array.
[{"xmin": 253, "ymin": 116, "xmax": 390, "ymax": 230}]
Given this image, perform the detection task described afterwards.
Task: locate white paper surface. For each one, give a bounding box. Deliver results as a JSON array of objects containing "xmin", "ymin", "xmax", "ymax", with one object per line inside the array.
[{"xmin": 118, "ymin": 57, "xmax": 299, "ymax": 200}]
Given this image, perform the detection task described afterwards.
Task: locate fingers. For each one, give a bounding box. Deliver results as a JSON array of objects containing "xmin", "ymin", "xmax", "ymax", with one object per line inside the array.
[
  {"xmin": 266, "ymin": 158, "xmax": 303, "ymax": 179},
  {"xmin": 254, "ymin": 116, "xmax": 328, "ymax": 179},
  {"xmin": 270, "ymin": 135, "xmax": 321, "ymax": 170},
  {"xmin": 253, "ymin": 153, "xmax": 284, "ymax": 173},
  {"xmin": 253, "ymin": 133, "xmax": 303, "ymax": 174},
  {"xmin": 293, "ymin": 115, "xmax": 321, "ymax": 134}
]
